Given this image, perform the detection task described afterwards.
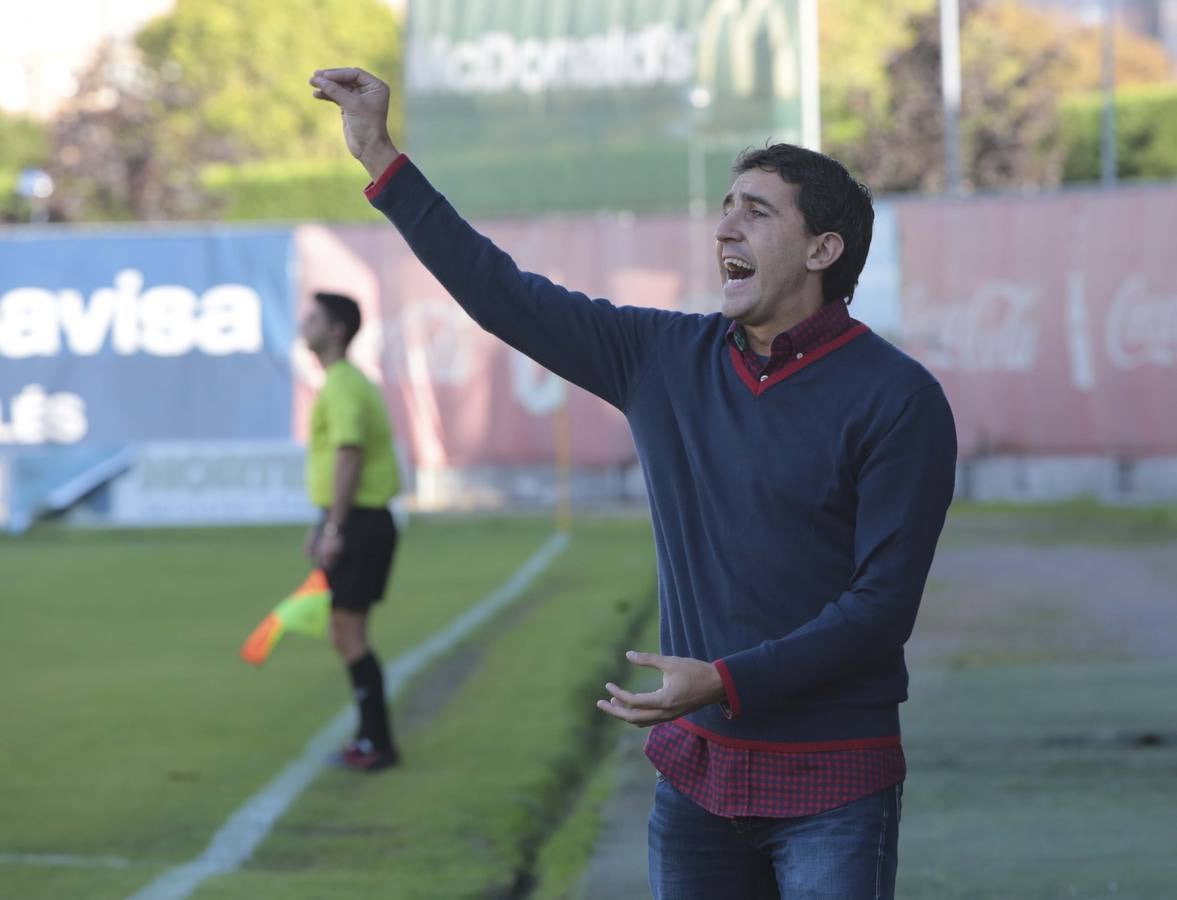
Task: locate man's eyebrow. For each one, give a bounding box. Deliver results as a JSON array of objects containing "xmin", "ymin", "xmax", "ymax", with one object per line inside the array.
[
  {"xmin": 739, "ymin": 192, "xmax": 779, "ymax": 213},
  {"xmin": 721, "ymin": 191, "xmax": 780, "ymax": 213}
]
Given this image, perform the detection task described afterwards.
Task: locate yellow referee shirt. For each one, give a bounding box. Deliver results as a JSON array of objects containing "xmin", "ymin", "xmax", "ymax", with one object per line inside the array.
[{"xmin": 306, "ymin": 360, "xmax": 400, "ymax": 508}]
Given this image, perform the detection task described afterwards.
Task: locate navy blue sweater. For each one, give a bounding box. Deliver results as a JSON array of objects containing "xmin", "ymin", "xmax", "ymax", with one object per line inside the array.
[{"xmin": 372, "ymin": 160, "xmax": 957, "ymax": 750}]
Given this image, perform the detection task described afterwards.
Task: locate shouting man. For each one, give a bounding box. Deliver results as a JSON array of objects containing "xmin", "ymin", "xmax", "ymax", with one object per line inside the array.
[{"xmin": 310, "ymin": 67, "xmax": 956, "ymax": 897}]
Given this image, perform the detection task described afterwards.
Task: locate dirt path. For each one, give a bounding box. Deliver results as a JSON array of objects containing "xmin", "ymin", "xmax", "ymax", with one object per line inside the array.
[
  {"xmin": 911, "ymin": 537, "xmax": 1177, "ymax": 667},
  {"xmin": 574, "ymin": 510, "xmax": 1177, "ymax": 899}
]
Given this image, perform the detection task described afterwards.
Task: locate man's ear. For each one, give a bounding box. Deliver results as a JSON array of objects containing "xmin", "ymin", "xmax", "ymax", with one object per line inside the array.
[{"xmin": 807, "ymin": 232, "xmax": 845, "ymax": 272}]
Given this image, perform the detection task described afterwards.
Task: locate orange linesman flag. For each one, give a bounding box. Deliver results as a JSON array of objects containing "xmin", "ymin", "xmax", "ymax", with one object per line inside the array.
[{"xmin": 240, "ymin": 569, "xmax": 331, "ymax": 666}]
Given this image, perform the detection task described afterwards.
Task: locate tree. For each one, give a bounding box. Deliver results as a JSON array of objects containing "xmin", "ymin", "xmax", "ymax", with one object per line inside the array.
[
  {"xmin": 823, "ymin": 0, "xmax": 1175, "ymax": 193},
  {"xmin": 45, "ymin": 0, "xmax": 401, "ymax": 221},
  {"xmin": 1060, "ymin": 18, "xmax": 1172, "ymax": 92},
  {"xmin": 0, "ymin": 112, "xmax": 51, "ymax": 222},
  {"xmin": 819, "ymin": 0, "xmax": 937, "ymax": 151},
  {"xmin": 48, "ymin": 39, "xmax": 233, "ymax": 221},
  {"xmin": 0, "ymin": 112, "xmax": 49, "ymax": 173},
  {"xmin": 965, "ymin": 2, "xmax": 1172, "ymax": 188},
  {"xmin": 828, "ymin": 5, "xmax": 953, "ymax": 192},
  {"xmin": 135, "ymin": 0, "xmax": 402, "ymax": 162},
  {"xmin": 959, "ymin": 0, "xmax": 1076, "ymax": 190}
]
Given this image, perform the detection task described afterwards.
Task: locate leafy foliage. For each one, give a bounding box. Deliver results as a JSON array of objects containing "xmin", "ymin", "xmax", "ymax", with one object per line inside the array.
[
  {"xmin": 48, "ymin": 40, "xmax": 231, "ymax": 221},
  {"xmin": 202, "ymin": 141, "xmax": 741, "ymax": 221},
  {"xmin": 0, "ymin": 112, "xmax": 52, "ymax": 222},
  {"xmin": 821, "ymin": 0, "xmax": 1174, "ymax": 192},
  {"xmin": 32, "ymin": 0, "xmax": 1177, "ymax": 222},
  {"xmin": 819, "ymin": 0, "xmax": 937, "ymax": 152},
  {"xmin": 201, "ymin": 158, "xmax": 383, "ymax": 222},
  {"xmin": 45, "ymin": 0, "xmax": 401, "ymax": 221},
  {"xmin": 1060, "ymin": 84, "xmax": 1177, "ymax": 183},
  {"xmin": 0, "ymin": 112, "xmax": 50, "ymax": 172},
  {"xmin": 135, "ymin": 0, "xmax": 401, "ymax": 161}
]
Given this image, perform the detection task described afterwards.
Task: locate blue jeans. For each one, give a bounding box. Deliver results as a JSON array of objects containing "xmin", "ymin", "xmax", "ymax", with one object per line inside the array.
[{"xmin": 648, "ymin": 776, "xmax": 901, "ymax": 899}]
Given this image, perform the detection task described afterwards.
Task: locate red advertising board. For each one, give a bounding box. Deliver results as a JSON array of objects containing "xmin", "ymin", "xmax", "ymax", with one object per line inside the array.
[
  {"xmin": 295, "ymin": 183, "xmax": 1177, "ymax": 471},
  {"xmin": 896, "ymin": 185, "xmax": 1177, "ymax": 456},
  {"xmin": 295, "ymin": 216, "xmax": 716, "ymax": 469}
]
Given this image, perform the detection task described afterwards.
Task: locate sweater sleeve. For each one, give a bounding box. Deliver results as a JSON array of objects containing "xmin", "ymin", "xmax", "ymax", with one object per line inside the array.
[
  {"xmin": 368, "ymin": 158, "xmax": 675, "ymax": 411},
  {"xmin": 718, "ymin": 382, "xmax": 957, "ymax": 716}
]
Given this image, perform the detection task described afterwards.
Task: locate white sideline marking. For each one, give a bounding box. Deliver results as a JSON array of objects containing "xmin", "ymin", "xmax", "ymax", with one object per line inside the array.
[
  {"xmin": 126, "ymin": 531, "xmax": 569, "ymax": 900},
  {"xmin": 0, "ymin": 852, "xmax": 133, "ymax": 869}
]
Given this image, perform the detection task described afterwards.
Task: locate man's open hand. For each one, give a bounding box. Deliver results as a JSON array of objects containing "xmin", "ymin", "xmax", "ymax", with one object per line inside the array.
[
  {"xmin": 309, "ymin": 67, "xmax": 399, "ymax": 179},
  {"xmin": 596, "ymin": 650, "xmax": 727, "ymax": 728}
]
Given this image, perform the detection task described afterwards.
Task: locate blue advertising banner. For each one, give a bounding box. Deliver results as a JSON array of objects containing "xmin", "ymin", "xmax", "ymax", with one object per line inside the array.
[{"xmin": 0, "ymin": 228, "xmax": 296, "ymax": 446}]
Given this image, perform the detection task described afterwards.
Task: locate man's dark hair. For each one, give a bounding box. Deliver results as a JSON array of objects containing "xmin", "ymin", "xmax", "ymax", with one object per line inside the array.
[
  {"xmin": 313, "ymin": 291, "xmax": 362, "ymax": 346},
  {"xmin": 733, "ymin": 144, "xmax": 874, "ymax": 305}
]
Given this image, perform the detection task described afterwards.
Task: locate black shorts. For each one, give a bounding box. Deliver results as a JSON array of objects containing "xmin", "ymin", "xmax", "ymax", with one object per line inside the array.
[{"xmin": 320, "ymin": 507, "xmax": 397, "ymax": 612}]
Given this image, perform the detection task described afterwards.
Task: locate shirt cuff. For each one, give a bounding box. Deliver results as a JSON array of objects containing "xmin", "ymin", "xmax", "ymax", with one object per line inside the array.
[
  {"xmin": 713, "ymin": 658, "xmax": 742, "ymax": 720},
  {"xmin": 363, "ymin": 154, "xmax": 410, "ymax": 201}
]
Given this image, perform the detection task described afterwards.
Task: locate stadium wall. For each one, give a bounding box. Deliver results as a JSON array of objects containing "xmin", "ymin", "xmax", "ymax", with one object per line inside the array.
[
  {"xmin": 2, "ymin": 183, "xmax": 1175, "ymax": 530},
  {"xmin": 895, "ymin": 183, "xmax": 1177, "ymax": 505}
]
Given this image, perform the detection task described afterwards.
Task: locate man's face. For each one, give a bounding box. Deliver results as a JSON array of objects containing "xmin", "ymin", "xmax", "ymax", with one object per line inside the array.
[
  {"xmin": 714, "ymin": 168, "xmax": 815, "ymax": 327},
  {"xmin": 300, "ymin": 301, "xmax": 334, "ymax": 355}
]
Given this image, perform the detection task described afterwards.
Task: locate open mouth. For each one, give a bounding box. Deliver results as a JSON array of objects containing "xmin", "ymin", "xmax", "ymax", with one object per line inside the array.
[{"xmin": 723, "ymin": 257, "xmax": 756, "ymax": 281}]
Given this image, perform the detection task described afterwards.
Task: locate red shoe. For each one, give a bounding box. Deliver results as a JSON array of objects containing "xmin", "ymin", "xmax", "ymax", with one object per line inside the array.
[{"xmin": 329, "ymin": 738, "xmax": 400, "ymax": 772}]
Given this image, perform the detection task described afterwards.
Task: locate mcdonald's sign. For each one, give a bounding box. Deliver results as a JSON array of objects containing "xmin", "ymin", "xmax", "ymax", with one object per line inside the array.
[{"xmin": 404, "ymin": 0, "xmax": 815, "ymax": 217}]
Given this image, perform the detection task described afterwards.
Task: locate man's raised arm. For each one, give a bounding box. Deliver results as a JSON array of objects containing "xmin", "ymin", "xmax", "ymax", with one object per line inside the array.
[
  {"xmin": 306, "ymin": 67, "xmax": 679, "ymax": 414},
  {"xmin": 310, "ymin": 68, "xmax": 400, "ymax": 181}
]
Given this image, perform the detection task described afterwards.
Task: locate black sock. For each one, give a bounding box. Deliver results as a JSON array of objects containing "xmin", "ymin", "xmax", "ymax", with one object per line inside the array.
[{"xmin": 347, "ymin": 651, "xmax": 395, "ymax": 753}]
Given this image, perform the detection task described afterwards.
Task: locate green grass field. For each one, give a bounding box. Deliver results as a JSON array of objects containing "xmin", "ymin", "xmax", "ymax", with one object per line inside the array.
[
  {"xmin": 0, "ymin": 514, "xmax": 657, "ymax": 899},
  {"xmin": 4, "ymin": 504, "xmax": 1176, "ymax": 899}
]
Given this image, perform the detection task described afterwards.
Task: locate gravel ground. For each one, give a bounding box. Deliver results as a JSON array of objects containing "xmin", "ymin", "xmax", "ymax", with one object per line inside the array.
[{"xmin": 574, "ymin": 510, "xmax": 1177, "ymax": 899}]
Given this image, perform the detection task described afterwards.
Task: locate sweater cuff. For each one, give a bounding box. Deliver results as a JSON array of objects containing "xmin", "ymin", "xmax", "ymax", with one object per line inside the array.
[
  {"xmin": 363, "ymin": 154, "xmax": 410, "ymax": 201},
  {"xmin": 713, "ymin": 658, "xmax": 742, "ymax": 720}
]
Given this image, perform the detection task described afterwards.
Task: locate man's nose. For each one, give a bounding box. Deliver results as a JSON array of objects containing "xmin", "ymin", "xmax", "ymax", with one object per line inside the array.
[{"xmin": 714, "ymin": 210, "xmax": 740, "ymax": 243}]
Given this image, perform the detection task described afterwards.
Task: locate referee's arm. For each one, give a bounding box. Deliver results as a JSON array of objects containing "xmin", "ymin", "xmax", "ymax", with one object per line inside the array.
[{"xmin": 319, "ymin": 445, "xmax": 362, "ymax": 568}]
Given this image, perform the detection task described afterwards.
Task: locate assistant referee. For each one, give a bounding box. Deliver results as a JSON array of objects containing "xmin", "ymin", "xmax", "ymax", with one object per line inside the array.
[{"xmin": 302, "ymin": 290, "xmax": 401, "ymax": 772}]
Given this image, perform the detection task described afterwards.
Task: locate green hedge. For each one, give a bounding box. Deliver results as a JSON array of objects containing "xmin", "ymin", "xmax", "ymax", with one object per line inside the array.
[
  {"xmin": 1060, "ymin": 84, "xmax": 1177, "ymax": 183},
  {"xmin": 201, "ymin": 159, "xmax": 385, "ymax": 222},
  {"xmin": 0, "ymin": 169, "xmax": 29, "ymax": 222},
  {"xmin": 0, "ymin": 113, "xmax": 48, "ymax": 171},
  {"xmin": 419, "ymin": 141, "xmax": 738, "ymax": 218},
  {"xmin": 202, "ymin": 86, "xmax": 1177, "ymax": 221},
  {"xmin": 0, "ymin": 169, "xmax": 15, "ymax": 201},
  {"xmin": 202, "ymin": 140, "xmax": 741, "ymax": 222}
]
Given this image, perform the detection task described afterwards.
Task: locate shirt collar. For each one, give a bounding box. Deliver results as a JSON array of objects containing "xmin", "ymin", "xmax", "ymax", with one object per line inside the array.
[{"xmin": 724, "ymin": 301, "xmax": 852, "ymax": 358}]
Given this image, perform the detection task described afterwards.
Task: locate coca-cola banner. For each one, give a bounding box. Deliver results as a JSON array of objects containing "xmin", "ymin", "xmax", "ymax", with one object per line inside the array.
[
  {"xmin": 297, "ymin": 183, "xmax": 1177, "ymax": 470},
  {"xmin": 896, "ymin": 186, "xmax": 1177, "ymax": 457}
]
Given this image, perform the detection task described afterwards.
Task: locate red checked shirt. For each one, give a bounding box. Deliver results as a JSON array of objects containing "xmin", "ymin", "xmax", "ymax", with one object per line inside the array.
[{"xmin": 643, "ymin": 299, "xmax": 908, "ymax": 818}]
